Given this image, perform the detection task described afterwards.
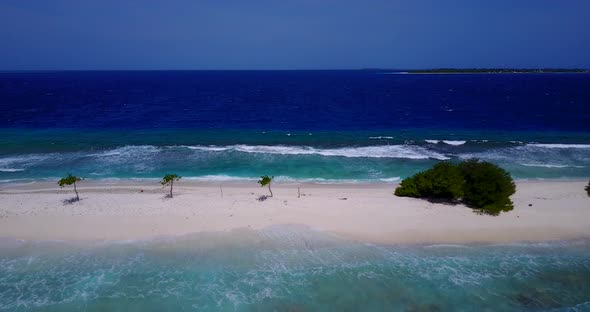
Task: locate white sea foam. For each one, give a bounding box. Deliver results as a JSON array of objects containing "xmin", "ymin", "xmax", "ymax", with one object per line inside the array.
[
  {"xmin": 87, "ymin": 151, "xmax": 122, "ymax": 157},
  {"xmin": 182, "ymin": 145, "xmax": 230, "ymax": 152},
  {"xmin": 369, "ymin": 136, "xmax": 394, "ymax": 139},
  {"xmin": 442, "ymin": 140, "xmax": 466, "ymax": 145},
  {"xmin": 526, "ymin": 143, "xmax": 590, "ymax": 149},
  {"xmin": 265, "ymin": 176, "xmax": 371, "ymax": 184},
  {"xmin": 379, "ymin": 177, "xmax": 401, "ymax": 182},
  {"xmin": 281, "ymin": 176, "xmax": 400, "ymax": 184},
  {"xmin": 0, "ymin": 168, "xmax": 25, "ymax": 172},
  {"xmin": 88, "ymin": 145, "xmax": 161, "ymax": 157},
  {"xmin": 182, "ymin": 175, "xmax": 392, "ymax": 184},
  {"xmin": 520, "ymin": 163, "xmax": 586, "ymax": 169},
  {"xmin": 183, "ymin": 175, "xmax": 257, "ymax": 182},
  {"xmin": 0, "ymin": 154, "xmax": 53, "ymax": 166},
  {"xmin": 181, "ymin": 144, "xmax": 449, "ymax": 160},
  {"xmin": 425, "ymin": 140, "xmax": 466, "ymax": 145}
]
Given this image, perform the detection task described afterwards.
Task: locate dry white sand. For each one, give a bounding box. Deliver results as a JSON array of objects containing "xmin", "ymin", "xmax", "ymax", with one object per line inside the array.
[{"xmin": 0, "ymin": 180, "xmax": 588, "ymax": 244}]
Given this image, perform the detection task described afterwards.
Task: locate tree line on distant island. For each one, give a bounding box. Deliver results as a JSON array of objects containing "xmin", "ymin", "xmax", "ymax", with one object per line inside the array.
[
  {"xmin": 58, "ymin": 161, "xmax": 590, "ymax": 216},
  {"xmin": 407, "ymin": 68, "xmax": 588, "ymax": 74}
]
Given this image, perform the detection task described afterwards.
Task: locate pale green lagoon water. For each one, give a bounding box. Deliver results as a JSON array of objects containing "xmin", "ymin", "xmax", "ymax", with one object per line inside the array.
[{"xmin": 1, "ymin": 226, "xmax": 590, "ymax": 311}]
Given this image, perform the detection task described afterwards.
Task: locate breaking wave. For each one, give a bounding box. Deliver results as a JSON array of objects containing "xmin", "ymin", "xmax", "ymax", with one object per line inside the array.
[
  {"xmin": 425, "ymin": 140, "xmax": 467, "ymax": 145},
  {"xmin": 0, "ymin": 168, "xmax": 24, "ymax": 172},
  {"xmin": 520, "ymin": 163, "xmax": 586, "ymax": 169},
  {"xmin": 180, "ymin": 144, "xmax": 450, "ymax": 160},
  {"xmin": 368, "ymin": 136, "xmax": 394, "ymax": 139},
  {"xmin": 526, "ymin": 143, "xmax": 590, "ymax": 149}
]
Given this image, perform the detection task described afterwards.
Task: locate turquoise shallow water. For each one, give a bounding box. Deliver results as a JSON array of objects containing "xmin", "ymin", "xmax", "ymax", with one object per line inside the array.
[
  {"xmin": 1, "ymin": 226, "xmax": 590, "ymax": 311},
  {"xmin": 1, "ymin": 129, "xmax": 590, "ymax": 183}
]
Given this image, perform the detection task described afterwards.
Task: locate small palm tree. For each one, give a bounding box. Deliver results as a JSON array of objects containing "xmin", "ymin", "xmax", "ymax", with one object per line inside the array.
[
  {"xmin": 161, "ymin": 174, "xmax": 181, "ymax": 198},
  {"xmin": 258, "ymin": 175, "xmax": 274, "ymax": 197},
  {"xmin": 58, "ymin": 174, "xmax": 82, "ymax": 201}
]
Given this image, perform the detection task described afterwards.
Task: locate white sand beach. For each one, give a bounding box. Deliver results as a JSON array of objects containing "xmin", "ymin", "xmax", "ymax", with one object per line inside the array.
[{"xmin": 0, "ymin": 180, "xmax": 588, "ymax": 244}]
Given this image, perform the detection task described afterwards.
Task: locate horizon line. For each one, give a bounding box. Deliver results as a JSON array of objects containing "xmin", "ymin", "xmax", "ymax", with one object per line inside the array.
[{"xmin": 1, "ymin": 67, "xmax": 589, "ymax": 72}]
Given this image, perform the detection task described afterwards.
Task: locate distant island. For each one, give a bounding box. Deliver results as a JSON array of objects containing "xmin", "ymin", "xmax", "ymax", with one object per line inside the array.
[{"xmin": 405, "ymin": 68, "xmax": 588, "ymax": 74}]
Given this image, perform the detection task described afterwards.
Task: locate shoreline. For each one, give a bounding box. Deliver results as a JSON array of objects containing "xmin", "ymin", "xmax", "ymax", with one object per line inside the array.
[
  {"xmin": 1, "ymin": 180, "xmax": 589, "ymax": 245},
  {"xmin": 2, "ymin": 176, "xmax": 588, "ymax": 188}
]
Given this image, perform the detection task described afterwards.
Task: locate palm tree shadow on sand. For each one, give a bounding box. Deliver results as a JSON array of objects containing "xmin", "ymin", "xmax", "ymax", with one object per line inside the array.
[
  {"xmin": 257, "ymin": 195, "xmax": 270, "ymax": 202},
  {"xmin": 62, "ymin": 197, "xmax": 80, "ymax": 205}
]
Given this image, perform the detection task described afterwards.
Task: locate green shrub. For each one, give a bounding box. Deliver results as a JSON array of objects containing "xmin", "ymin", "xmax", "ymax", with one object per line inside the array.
[
  {"xmin": 394, "ymin": 173, "xmax": 423, "ymax": 197},
  {"xmin": 424, "ymin": 162, "xmax": 464, "ymax": 199},
  {"xmin": 394, "ymin": 162, "xmax": 463, "ymax": 200},
  {"xmin": 394, "ymin": 160, "xmax": 516, "ymax": 215},
  {"xmin": 459, "ymin": 160, "xmax": 516, "ymax": 215},
  {"xmin": 586, "ymin": 180, "xmax": 590, "ymax": 197}
]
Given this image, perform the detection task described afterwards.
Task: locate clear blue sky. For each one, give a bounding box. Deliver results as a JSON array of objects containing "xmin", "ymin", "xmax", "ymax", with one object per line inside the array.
[{"xmin": 1, "ymin": 0, "xmax": 589, "ymax": 70}]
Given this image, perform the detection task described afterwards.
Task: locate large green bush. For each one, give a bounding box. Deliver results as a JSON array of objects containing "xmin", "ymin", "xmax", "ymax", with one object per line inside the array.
[{"xmin": 395, "ymin": 160, "xmax": 516, "ymax": 215}]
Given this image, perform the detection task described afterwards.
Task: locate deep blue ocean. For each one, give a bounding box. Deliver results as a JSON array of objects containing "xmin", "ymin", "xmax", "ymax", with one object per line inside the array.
[
  {"xmin": 1, "ymin": 71, "xmax": 589, "ymax": 183},
  {"xmin": 2, "ymin": 71, "xmax": 590, "ymax": 311}
]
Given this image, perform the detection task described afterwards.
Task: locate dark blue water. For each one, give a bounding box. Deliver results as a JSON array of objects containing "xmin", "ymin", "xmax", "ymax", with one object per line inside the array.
[
  {"xmin": 2, "ymin": 71, "xmax": 589, "ymax": 131},
  {"xmin": 1, "ymin": 71, "xmax": 589, "ymax": 182}
]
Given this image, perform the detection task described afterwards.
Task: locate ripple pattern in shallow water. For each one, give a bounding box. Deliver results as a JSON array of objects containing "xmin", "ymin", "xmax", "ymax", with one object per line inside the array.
[{"xmin": 1, "ymin": 228, "xmax": 590, "ymax": 311}]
